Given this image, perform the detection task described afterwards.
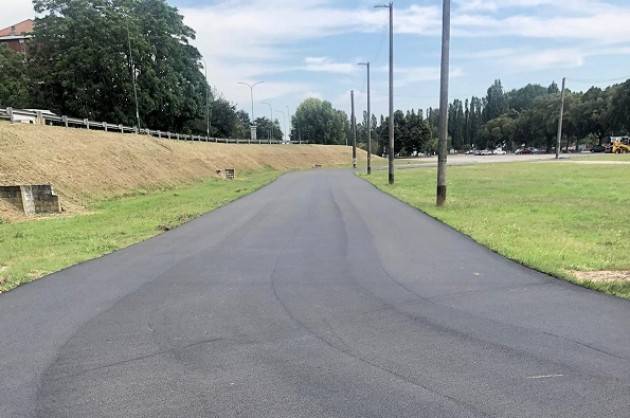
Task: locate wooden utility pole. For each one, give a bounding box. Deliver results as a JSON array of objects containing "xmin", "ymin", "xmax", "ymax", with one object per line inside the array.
[
  {"xmin": 556, "ymin": 77, "xmax": 566, "ymax": 160},
  {"xmin": 351, "ymin": 90, "xmax": 357, "ymax": 169},
  {"xmin": 358, "ymin": 62, "xmax": 372, "ymax": 175},
  {"xmin": 436, "ymin": 0, "xmax": 451, "ymax": 206},
  {"xmin": 376, "ymin": 2, "xmax": 395, "ymax": 184}
]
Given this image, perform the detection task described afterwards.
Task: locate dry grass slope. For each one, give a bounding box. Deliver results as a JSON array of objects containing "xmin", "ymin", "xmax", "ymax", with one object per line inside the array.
[{"xmin": 0, "ymin": 122, "xmax": 370, "ymax": 219}]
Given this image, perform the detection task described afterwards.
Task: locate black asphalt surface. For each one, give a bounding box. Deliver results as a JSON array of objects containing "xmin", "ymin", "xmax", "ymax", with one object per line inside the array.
[{"xmin": 1, "ymin": 169, "xmax": 629, "ymax": 417}]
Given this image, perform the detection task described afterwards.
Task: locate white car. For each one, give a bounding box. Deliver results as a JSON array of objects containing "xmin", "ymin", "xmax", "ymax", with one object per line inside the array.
[{"xmin": 493, "ymin": 148, "xmax": 507, "ymax": 155}]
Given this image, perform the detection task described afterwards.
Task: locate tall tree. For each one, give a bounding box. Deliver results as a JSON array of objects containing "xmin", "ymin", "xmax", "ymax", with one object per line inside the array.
[
  {"xmin": 30, "ymin": 0, "xmax": 208, "ymax": 132},
  {"xmin": 293, "ymin": 98, "xmax": 347, "ymax": 145},
  {"xmin": 0, "ymin": 46, "xmax": 31, "ymax": 108},
  {"xmin": 255, "ymin": 117, "xmax": 283, "ymax": 141},
  {"xmin": 483, "ymin": 79, "xmax": 507, "ymax": 122}
]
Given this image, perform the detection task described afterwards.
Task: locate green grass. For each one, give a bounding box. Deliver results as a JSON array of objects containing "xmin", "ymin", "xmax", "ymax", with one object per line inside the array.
[
  {"xmin": 363, "ymin": 162, "xmax": 630, "ymax": 299},
  {"xmin": 0, "ymin": 170, "xmax": 279, "ymax": 292}
]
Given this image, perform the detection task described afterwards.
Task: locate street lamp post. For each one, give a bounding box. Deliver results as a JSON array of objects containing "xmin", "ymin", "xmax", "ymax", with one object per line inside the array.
[
  {"xmin": 125, "ymin": 16, "xmax": 141, "ymax": 129},
  {"xmin": 262, "ymin": 102, "xmax": 273, "ymax": 141},
  {"xmin": 95, "ymin": 3, "xmax": 140, "ymax": 129},
  {"xmin": 286, "ymin": 106, "xmax": 292, "ymax": 142},
  {"xmin": 202, "ymin": 59, "xmax": 211, "ymax": 138},
  {"xmin": 351, "ymin": 90, "xmax": 357, "ymax": 168},
  {"xmin": 358, "ymin": 62, "xmax": 372, "ymax": 175},
  {"xmin": 237, "ymin": 81, "xmax": 264, "ymax": 143},
  {"xmin": 375, "ymin": 2, "xmax": 394, "ymax": 184}
]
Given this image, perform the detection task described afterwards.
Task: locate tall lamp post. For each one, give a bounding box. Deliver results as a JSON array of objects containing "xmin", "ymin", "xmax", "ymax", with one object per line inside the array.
[
  {"xmin": 237, "ymin": 81, "xmax": 264, "ymax": 142},
  {"xmin": 202, "ymin": 59, "xmax": 211, "ymax": 138},
  {"xmin": 286, "ymin": 105, "xmax": 292, "ymax": 142},
  {"xmin": 280, "ymin": 111, "xmax": 286, "ymax": 142},
  {"xmin": 351, "ymin": 90, "xmax": 357, "ymax": 168},
  {"xmin": 375, "ymin": 2, "xmax": 394, "ymax": 185},
  {"xmin": 95, "ymin": 4, "xmax": 140, "ymax": 129},
  {"xmin": 262, "ymin": 101, "xmax": 274, "ymax": 141},
  {"xmin": 126, "ymin": 15, "xmax": 141, "ymax": 129},
  {"xmin": 358, "ymin": 62, "xmax": 372, "ymax": 175}
]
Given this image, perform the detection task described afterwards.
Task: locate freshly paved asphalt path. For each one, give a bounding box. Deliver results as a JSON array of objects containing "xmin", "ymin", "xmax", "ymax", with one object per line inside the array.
[{"xmin": 1, "ymin": 170, "xmax": 629, "ymax": 417}]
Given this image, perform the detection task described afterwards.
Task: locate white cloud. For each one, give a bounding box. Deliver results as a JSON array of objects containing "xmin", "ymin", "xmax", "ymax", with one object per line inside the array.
[
  {"xmin": 469, "ymin": 44, "xmax": 630, "ymax": 73},
  {"xmin": 302, "ymin": 57, "xmax": 357, "ymax": 74},
  {"xmin": 509, "ymin": 49, "xmax": 586, "ymax": 71},
  {"xmin": 394, "ymin": 66, "xmax": 465, "ymax": 86}
]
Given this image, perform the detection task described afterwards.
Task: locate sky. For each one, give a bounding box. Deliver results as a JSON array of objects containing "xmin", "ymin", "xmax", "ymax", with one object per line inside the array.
[{"xmin": 3, "ymin": 0, "xmax": 630, "ymax": 121}]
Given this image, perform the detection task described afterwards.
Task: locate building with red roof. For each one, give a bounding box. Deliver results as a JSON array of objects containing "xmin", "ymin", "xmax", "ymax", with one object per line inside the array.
[{"xmin": 0, "ymin": 19, "xmax": 34, "ymax": 54}]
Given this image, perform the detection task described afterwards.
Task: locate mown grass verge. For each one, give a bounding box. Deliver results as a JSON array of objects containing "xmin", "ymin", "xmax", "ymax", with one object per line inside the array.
[
  {"xmin": 363, "ymin": 162, "xmax": 630, "ymax": 299},
  {"xmin": 0, "ymin": 169, "xmax": 279, "ymax": 293}
]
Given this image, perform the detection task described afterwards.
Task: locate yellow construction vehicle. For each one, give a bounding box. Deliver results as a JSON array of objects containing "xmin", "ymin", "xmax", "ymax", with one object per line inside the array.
[{"xmin": 611, "ymin": 137, "xmax": 630, "ymax": 154}]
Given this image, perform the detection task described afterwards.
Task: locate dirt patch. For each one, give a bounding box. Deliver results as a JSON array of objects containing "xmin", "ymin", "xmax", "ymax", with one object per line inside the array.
[
  {"xmin": 572, "ymin": 271, "xmax": 630, "ymax": 283},
  {"xmin": 0, "ymin": 122, "xmax": 374, "ymax": 220}
]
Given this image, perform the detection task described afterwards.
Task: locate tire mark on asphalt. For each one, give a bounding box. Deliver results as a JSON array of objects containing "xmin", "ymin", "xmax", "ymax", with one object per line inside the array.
[
  {"xmin": 266, "ymin": 183, "xmax": 492, "ymax": 418},
  {"xmin": 45, "ymin": 337, "xmax": 224, "ymax": 382}
]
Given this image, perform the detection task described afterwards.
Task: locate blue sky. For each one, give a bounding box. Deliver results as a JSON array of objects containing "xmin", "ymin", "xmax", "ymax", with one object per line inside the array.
[{"xmin": 4, "ymin": 0, "xmax": 630, "ymax": 121}]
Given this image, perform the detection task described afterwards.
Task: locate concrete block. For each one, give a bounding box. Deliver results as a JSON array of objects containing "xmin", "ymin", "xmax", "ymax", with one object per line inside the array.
[{"xmin": 0, "ymin": 184, "xmax": 61, "ymax": 215}]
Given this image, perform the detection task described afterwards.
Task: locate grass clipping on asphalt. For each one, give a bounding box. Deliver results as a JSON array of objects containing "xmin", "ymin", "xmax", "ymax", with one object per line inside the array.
[
  {"xmin": 363, "ymin": 161, "xmax": 630, "ymax": 300},
  {"xmin": 0, "ymin": 170, "xmax": 279, "ymax": 293}
]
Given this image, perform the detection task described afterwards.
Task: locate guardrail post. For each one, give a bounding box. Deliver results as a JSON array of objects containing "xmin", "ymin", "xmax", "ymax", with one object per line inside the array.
[
  {"xmin": 176, "ymin": 133, "xmax": 180, "ymax": 140},
  {"xmin": 134, "ymin": 127, "xmax": 138, "ymax": 134},
  {"xmin": 103, "ymin": 122, "xmax": 108, "ymax": 132},
  {"xmin": 62, "ymin": 116, "xmax": 68, "ymax": 128},
  {"xmin": 7, "ymin": 107, "xmax": 14, "ymax": 123},
  {"xmin": 36, "ymin": 111, "xmax": 44, "ymax": 125},
  {"xmin": 158, "ymin": 130, "xmax": 161, "ymax": 138},
  {"xmin": 84, "ymin": 119, "xmax": 90, "ymax": 130}
]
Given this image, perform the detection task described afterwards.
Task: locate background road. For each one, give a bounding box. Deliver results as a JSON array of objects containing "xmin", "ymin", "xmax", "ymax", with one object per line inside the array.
[{"xmin": 1, "ymin": 170, "xmax": 629, "ymax": 417}]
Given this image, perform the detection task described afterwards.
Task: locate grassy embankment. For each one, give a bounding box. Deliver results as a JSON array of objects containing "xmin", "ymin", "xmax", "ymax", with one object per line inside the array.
[
  {"xmin": 0, "ymin": 170, "xmax": 278, "ymax": 292},
  {"xmin": 364, "ymin": 161, "xmax": 630, "ymax": 299}
]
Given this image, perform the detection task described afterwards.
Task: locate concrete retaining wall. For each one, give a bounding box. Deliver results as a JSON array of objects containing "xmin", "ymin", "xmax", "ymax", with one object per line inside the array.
[{"xmin": 0, "ymin": 184, "xmax": 61, "ymax": 215}]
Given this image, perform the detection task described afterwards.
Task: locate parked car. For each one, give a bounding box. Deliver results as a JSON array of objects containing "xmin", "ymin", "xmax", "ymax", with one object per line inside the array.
[
  {"xmin": 479, "ymin": 149, "xmax": 493, "ymax": 156},
  {"xmin": 515, "ymin": 147, "xmax": 532, "ymax": 155},
  {"xmin": 492, "ymin": 148, "xmax": 507, "ymax": 155},
  {"xmin": 591, "ymin": 144, "xmax": 607, "ymax": 153}
]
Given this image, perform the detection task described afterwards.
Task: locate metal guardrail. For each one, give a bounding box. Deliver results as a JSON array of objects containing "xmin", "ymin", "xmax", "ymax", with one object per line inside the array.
[{"xmin": 0, "ymin": 107, "xmax": 304, "ymax": 145}]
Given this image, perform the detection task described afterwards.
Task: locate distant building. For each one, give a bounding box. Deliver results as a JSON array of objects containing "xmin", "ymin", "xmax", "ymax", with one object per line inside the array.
[{"xmin": 0, "ymin": 19, "xmax": 34, "ymax": 54}]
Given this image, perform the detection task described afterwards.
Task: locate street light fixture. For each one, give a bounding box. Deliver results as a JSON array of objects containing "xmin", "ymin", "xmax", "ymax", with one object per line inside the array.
[{"xmin": 237, "ymin": 81, "xmax": 264, "ymax": 142}]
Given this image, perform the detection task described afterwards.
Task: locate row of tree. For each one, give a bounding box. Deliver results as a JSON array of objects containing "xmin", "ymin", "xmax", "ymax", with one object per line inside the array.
[
  {"xmin": 444, "ymin": 79, "xmax": 630, "ymax": 152},
  {"xmin": 289, "ymin": 78, "xmax": 630, "ymax": 155}
]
